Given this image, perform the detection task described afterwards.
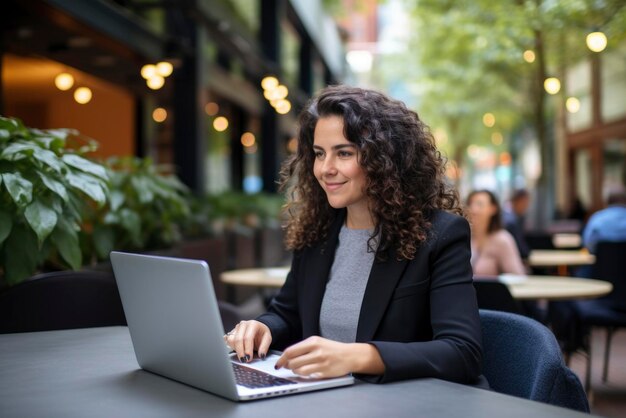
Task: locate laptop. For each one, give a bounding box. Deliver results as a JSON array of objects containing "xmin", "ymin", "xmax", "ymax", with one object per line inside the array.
[{"xmin": 110, "ymin": 251, "xmax": 354, "ymax": 401}]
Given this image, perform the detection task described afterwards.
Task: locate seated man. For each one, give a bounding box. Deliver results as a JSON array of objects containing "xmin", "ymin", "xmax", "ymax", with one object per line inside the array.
[
  {"xmin": 582, "ymin": 186, "xmax": 626, "ymax": 254},
  {"xmin": 503, "ymin": 189, "xmax": 530, "ymax": 260}
]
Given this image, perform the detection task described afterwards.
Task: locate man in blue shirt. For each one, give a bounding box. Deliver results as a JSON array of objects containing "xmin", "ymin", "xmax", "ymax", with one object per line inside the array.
[
  {"xmin": 582, "ymin": 187, "xmax": 626, "ymax": 253},
  {"xmin": 503, "ymin": 189, "xmax": 530, "ymax": 260}
]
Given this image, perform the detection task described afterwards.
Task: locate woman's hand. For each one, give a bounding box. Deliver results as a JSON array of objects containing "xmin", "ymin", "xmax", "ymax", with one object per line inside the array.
[
  {"xmin": 275, "ymin": 336, "xmax": 385, "ymax": 379},
  {"xmin": 223, "ymin": 320, "xmax": 272, "ymax": 363}
]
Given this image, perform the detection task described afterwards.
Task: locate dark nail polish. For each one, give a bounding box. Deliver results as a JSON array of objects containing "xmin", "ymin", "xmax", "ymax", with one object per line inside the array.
[
  {"xmin": 239, "ymin": 357, "xmax": 245, "ymax": 363},
  {"xmin": 274, "ymin": 365, "xmax": 279, "ymax": 370},
  {"xmin": 260, "ymin": 353, "xmax": 266, "ymax": 360},
  {"xmin": 245, "ymin": 355, "xmax": 251, "ymax": 362}
]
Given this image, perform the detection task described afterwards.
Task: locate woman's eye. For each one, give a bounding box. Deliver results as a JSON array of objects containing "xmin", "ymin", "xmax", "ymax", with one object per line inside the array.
[
  {"xmin": 338, "ymin": 150, "xmax": 353, "ymax": 158},
  {"xmin": 314, "ymin": 151, "xmax": 324, "ymax": 159}
]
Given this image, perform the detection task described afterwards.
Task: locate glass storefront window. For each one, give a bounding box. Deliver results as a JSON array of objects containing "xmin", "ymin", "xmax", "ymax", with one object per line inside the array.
[
  {"xmin": 228, "ymin": 0, "xmax": 259, "ymax": 36},
  {"xmin": 574, "ymin": 148, "xmax": 592, "ymax": 210},
  {"xmin": 281, "ymin": 22, "xmax": 300, "ymax": 88},
  {"xmin": 603, "ymin": 138, "xmax": 626, "ymax": 198},
  {"xmin": 601, "ymin": 46, "xmax": 626, "ymax": 123}
]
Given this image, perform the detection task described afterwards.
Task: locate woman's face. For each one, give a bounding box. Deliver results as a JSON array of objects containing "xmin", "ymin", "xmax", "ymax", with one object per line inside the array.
[
  {"xmin": 313, "ymin": 116, "xmax": 369, "ymax": 217},
  {"xmin": 468, "ymin": 192, "xmax": 497, "ymax": 224}
]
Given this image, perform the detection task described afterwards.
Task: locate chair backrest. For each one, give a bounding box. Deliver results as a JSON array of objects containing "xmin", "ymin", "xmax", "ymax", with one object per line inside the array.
[
  {"xmin": 473, "ymin": 277, "xmax": 520, "ymax": 314},
  {"xmin": 0, "ymin": 270, "xmax": 127, "ymax": 333},
  {"xmin": 593, "ymin": 241, "xmax": 626, "ymax": 310},
  {"xmin": 480, "ymin": 310, "xmax": 589, "ymax": 412},
  {"xmin": 218, "ymin": 300, "xmax": 244, "ymax": 331}
]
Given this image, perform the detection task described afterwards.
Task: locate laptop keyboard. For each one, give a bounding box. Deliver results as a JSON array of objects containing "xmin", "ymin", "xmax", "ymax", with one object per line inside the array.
[{"xmin": 232, "ymin": 363, "xmax": 297, "ymax": 389}]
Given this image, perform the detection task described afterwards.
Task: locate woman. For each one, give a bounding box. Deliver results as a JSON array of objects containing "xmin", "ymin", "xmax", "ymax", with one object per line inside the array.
[
  {"xmin": 466, "ymin": 190, "xmax": 526, "ymax": 276},
  {"xmin": 224, "ymin": 85, "xmax": 483, "ymax": 385}
]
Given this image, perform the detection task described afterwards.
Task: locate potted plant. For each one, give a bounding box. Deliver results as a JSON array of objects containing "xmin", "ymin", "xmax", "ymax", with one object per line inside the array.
[
  {"xmin": 0, "ymin": 116, "xmax": 109, "ymax": 286},
  {"xmin": 82, "ymin": 156, "xmax": 191, "ymax": 264}
]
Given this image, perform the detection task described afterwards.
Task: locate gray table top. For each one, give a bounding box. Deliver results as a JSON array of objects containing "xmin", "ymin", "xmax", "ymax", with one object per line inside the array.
[{"xmin": 0, "ymin": 327, "xmax": 593, "ymax": 418}]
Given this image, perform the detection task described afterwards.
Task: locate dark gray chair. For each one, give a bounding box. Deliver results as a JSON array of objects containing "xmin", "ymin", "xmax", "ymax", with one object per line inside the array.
[
  {"xmin": 480, "ymin": 310, "xmax": 589, "ymax": 412},
  {"xmin": 0, "ymin": 270, "xmax": 127, "ymax": 333},
  {"xmin": 473, "ymin": 277, "xmax": 521, "ymax": 314},
  {"xmin": 573, "ymin": 241, "xmax": 626, "ymax": 391}
]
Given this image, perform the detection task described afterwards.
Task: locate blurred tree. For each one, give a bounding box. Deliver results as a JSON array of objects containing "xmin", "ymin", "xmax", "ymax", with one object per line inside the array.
[{"xmin": 376, "ymin": 0, "xmax": 625, "ymax": 222}]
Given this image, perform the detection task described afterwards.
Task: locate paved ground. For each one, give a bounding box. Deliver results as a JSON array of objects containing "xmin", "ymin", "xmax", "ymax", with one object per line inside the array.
[{"xmin": 568, "ymin": 329, "xmax": 626, "ymax": 418}]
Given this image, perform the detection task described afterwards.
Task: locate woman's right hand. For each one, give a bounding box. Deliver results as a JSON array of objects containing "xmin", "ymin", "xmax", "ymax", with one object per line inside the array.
[{"xmin": 223, "ymin": 320, "xmax": 272, "ymax": 363}]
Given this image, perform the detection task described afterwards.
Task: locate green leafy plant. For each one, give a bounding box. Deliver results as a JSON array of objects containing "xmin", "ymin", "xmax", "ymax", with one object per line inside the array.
[
  {"xmin": 83, "ymin": 156, "xmax": 191, "ymax": 262},
  {"xmin": 0, "ymin": 116, "xmax": 109, "ymax": 285},
  {"xmin": 183, "ymin": 191, "xmax": 284, "ymax": 237}
]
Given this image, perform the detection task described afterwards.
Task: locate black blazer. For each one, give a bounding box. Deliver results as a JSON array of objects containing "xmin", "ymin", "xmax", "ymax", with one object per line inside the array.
[{"xmin": 257, "ymin": 209, "xmax": 483, "ymax": 384}]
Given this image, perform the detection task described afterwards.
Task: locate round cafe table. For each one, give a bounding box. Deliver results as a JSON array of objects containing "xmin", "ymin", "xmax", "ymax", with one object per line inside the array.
[
  {"xmin": 499, "ymin": 274, "xmax": 612, "ymax": 301},
  {"xmin": 221, "ymin": 267, "xmax": 289, "ymax": 288},
  {"xmin": 222, "ymin": 268, "xmax": 613, "ymax": 301},
  {"xmin": 528, "ymin": 249, "xmax": 596, "ymax": 276}
]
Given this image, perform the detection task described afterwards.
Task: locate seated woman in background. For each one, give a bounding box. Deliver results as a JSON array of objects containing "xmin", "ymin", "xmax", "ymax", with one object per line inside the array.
[{"xmin": 466, "ymin": 190, "xmax": 526, "ymax": 276}]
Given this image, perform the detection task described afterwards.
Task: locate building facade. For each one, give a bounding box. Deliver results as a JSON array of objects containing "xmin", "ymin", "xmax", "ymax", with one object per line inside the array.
[{"xmin": 1, "ymin": 0, "xmax": 347, "ymax": 193}]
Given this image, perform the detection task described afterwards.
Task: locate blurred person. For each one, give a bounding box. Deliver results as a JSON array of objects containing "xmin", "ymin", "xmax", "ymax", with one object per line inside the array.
[
  {"xmin": 503, "ymin": 189, "xmax": 531, "ymax": 260},
  {"xmin": 582, "ymin": 186, "xmax": 626, "ymax": 254},
  {"xmin": 466, "ymin": 190, "xmax": 526, "ymax": 276},
  {"xmin": 223, "ymin": 85, "xmax": 485, "ymax": 386}
]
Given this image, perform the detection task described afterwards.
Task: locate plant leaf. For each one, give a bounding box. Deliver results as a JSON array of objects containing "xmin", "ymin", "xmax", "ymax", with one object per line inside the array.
[
  {"xmin": 1, "ymin": 224, "xmax": 39, "ymax": 285},
  {"xmin": 131, "ymin": 176, "xmax": 154, "ymax": 203},
  {"xmin": 62, "ymin": 154, "xmax": 108, "ymax": 180},
  {"xmin": 38, "ymin": 171, "xmax": 69, "ymax": 201},
  {"xmin": 67, "ymin": 172, "xmax": 107, "ymax": 207},
  {"xmin": 0, "ymin": 141, "xmax": 36, "ymax": 160},
  {"xmin": 33, "ymin": 148, "xmax": 63, "ymax": 172},
  {"xmin": 119, "ymin": 208, "xmax": 142, "ymax": 246},
  {"xmin": 1, "ymin": 172, "xmax": 33, "ymax": 207},
  {"xmin": 109, "ymin": 190, "xmax": 125, "ymax": 211},
  {"xmin": 24, "ymin": 200, "xmax": 58, "ymax": 246},
  {"xmin": 92, "ymin": 225, "xmax": 115, "ymax": 259},
  {"xmin": 51, "ymin": 221, "xmax": 81, "ymax": 269},
  {"xmin": 0, "ymin": 209, "xmax": 13, "ymax": 246}
]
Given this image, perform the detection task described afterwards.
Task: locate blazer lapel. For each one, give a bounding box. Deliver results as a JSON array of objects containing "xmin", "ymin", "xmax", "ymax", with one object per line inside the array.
[{"xmin": 356, "ymin": 251, "xmax": 408, "ymax": 342}]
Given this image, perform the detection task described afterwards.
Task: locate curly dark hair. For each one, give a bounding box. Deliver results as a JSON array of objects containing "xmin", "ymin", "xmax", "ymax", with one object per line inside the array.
[{"xmin": 279, "ymin": 85, "xmax": 461, "ymax": 260}]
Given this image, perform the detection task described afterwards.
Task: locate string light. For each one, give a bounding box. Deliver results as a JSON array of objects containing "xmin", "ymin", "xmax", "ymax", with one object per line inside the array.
[
  {"xmin": 523, "ymin": 50, "xmax": 536, "ymax": 63},
  {"xmin": 544, "ymin": 77, "xmax": 561, "ymax": 95},
  {"xmin": 74, "ymin": 87, "xmax": 92, "ymax": 104},
  {"xmin": 54, "ymin": 73, "xmax": 74, "ymax": 91},
  {"xmin": 586, "ymin": 32, "xmax": 607, "ymax": 52}
]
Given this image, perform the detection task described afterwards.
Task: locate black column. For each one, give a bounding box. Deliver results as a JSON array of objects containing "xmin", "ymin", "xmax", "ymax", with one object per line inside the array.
[
  {"xmin": 299, "ymin": 38, "xmax": 313, "ymax": 96},
  {"xmin": 231, "ymin": 106, "xmax": 245, "ymax": 191},
  {"xmin": 260, "ymin": 0, "xmax": 283, "ymax": 193},
  {"xmin": 168, "ymin": 12, "xmax": 206, "ymax": 192}
]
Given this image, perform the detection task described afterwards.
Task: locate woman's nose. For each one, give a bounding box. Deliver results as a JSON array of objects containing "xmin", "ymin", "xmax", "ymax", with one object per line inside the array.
[{"xmin": 321, "ymin": 156, "xmax": 337, "ymax": 175}]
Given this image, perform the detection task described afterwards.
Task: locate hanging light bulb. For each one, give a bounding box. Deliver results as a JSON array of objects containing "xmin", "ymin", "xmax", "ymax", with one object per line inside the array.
[
  {"xmin": 482, "ymin": 113, "xmax": 495, "ymax": 127},
  {"xmin": 74, "ymin": 87, "xmax": 92, "ymax": 104},
  {"xmin": 566, "ymin": 97, "xmax": 581, "ymax": 113},
  {"xmin": 261, "ymin": 76, "xmax": 279, "ymax": 90},
  {"xmin": 147, "ymin": 75, "xmax": 165, "ymax": 90},
  {"xmin": 213, "ymin": 116, "xmax": 229, "ymax": 132},
  {"xmin": 55, "ymin": 73, "xmax": 74, "ymax": 91},
  {"xmin": 141, "ymin": 64, "xmax": 157, "ymax": 79},
  {"xmin": 586, "ymin": 31, "xmax": 607, "ymax": 53},
  {"xmin": 156, "ymin": 61, "xmax": 173, "ymax": 77},
  {"xmin": 152, "ymin": 107, "xmax": 167, "ymax": 122},
  {"xmin": 523, "ymin": 50, "xmax": 536, "ymax": 63},
  {"xmin": 544, "ymin": 77, "xmax": 561, "ymax": 95}
]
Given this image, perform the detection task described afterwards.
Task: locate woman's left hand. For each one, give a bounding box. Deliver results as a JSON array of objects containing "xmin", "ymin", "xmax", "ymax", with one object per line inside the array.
[
  {"xmin": 275, "ymin": 336, "xmax": 385, "ymax": 379},
  {"xmin": 275, "ymin": 336, "xmax": 352, "ymax": 378}
]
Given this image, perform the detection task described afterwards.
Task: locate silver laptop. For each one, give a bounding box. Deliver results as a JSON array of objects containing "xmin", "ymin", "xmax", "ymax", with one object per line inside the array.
[{"xmin": 110, "ymin": 251, "xmax": 354, "ymax": 401}]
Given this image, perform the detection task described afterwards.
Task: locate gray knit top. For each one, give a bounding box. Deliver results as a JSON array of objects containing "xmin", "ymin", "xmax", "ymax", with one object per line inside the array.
[{"xmin": 319, "ymin": 225, "xmax": 376, "ymax": 343}]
